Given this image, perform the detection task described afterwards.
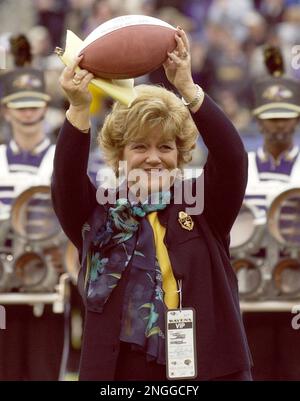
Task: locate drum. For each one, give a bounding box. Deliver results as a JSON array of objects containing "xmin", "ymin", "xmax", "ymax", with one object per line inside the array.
[
  {"xmin": 13, "ymin": 251, "xmax": 59, "ymax": 292},
  {"xmin": 232, "ymin": 258, "xmax": 262, "ymax": 298},
  {"xmin": 268, "ymin": 188, "xmax": 300, "ymax": 248},
  {"xmin": 273, "ymin": 258, "xmax": 300, "ymax": 296},
  {"xmin": 11, "ymin": 186, "xmax": 62, "ymax": 243},
  {"xmin": 230, "ymin": 202, "xmax": 266, "ymax": 256}
]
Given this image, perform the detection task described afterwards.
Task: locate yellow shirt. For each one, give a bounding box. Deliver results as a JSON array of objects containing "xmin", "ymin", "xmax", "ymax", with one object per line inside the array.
[{"xmin": 147, "ymin": 212, "xmax": 179, "ymax": 309}]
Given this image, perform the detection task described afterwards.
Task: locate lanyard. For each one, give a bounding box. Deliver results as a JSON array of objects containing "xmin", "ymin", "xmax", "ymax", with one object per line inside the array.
[{"xmin": 177, "ymin": 279, "xmax": 183, "ymax": 311}]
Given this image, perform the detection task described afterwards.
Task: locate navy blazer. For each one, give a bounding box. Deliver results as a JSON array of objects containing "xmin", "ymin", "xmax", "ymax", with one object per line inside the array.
[{"xmin": 51, "ymin": 95, "xmax": 252, "ymax": 380}]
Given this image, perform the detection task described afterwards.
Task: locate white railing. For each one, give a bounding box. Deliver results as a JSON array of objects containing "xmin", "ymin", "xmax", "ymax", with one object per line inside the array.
[{"xmin": 0, "ymin": 273, "xmax": 70, "ymax": 314}]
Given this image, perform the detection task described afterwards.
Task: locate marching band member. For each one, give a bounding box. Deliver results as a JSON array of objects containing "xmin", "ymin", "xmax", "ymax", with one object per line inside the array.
[
  {"xmin": 243, "ymin": 47, "xmax": 300, "ymax": 380},
  {"xmin": 0, "ymin": 68, "xmax": 64, "ymax": 380}
]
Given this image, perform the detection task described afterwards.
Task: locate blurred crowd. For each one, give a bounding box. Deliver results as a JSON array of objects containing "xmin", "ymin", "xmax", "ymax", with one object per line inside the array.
[{"xmin": 1, "ymin": 0, "xmax": 300, "ymax": 157}]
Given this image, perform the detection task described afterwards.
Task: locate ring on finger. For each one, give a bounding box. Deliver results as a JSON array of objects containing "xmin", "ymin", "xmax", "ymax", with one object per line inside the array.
[
  {"xmin": 72, "ymin": 77, "xmax": 81, "ymax": 85},
  {"xmin": 180, "ymin": 51, "xmax": 188, "ymax": 59}
]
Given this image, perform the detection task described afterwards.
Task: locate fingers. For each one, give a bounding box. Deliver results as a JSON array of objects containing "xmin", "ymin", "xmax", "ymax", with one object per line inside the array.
[
  {"xmin": 163, "ymin": 58, "xmax": 172, "ymax": 69},
  {"xmin": 59, "ymin": 55, "xmax": 94, "ymax": 91},
  {"xmin": 175, "ymin": 31, "xmax": 187, "ymax": 57},
  {"xmin": 78, "ymin": 72, "xmax": 94, "ymax": 90},
  {"xmin": 61, "ymin": 55, "xmax": 92, "ymax": 84},
  {"xmin": 167, "ymin": 51, "xmax": 183, "ymax": 65},
  {"xmin": 176, "ymin": 27, "xmax": 190, "ymax": 51},
  {"xmin": 58, "ymin": 54, "xmax": 93, "ymax": 107},
  {"xmin": 64, "ymin": 55, "xmax": 83, "ymax": 79},
  {"xmin": 170, "ymin": 27, "xmax": 190, "ymax": 63},
  {"xmin": 70, "ymin": 54, "xmax": 83, "ymax": 73},
  {"xmin": 74, "ymin": 69, "xmax": 91, "ymax": 82}
]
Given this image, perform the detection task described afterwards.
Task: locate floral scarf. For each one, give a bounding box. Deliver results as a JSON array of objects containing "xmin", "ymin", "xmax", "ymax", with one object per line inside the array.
[{"xmin": 84, "ymin": 192, "xmax": 171, "ymax": 364}]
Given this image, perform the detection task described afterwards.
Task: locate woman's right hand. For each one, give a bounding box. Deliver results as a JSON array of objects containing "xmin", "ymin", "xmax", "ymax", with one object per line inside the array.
[{"xmin": 59, "ymin": 55, "xmax": 94, "ymax": 110}]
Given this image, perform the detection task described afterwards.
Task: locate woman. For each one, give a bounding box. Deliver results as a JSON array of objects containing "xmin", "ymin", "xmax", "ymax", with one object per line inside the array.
[{"xmin": 52, "ymin": 27, "xmax": 252, "ymax": 381}]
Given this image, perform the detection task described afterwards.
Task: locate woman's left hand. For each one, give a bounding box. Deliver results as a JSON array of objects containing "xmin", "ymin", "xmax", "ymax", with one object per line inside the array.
[{"xmin": 163, "ymin": 27, "xmax": 194, "ymax": 95}]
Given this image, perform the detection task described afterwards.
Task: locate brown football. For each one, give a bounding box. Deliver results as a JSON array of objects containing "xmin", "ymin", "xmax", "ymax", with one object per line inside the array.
[{"xmin": 78, "ymin": 15, "xmax": 177, "ymax": 79}]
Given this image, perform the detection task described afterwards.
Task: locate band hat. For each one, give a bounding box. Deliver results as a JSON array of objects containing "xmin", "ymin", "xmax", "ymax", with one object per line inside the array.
[
  {"xmin": 1, "ymin": 68, "xmax": 50, "ymax": 109},
  {"xmin": 252, "ymin": 76, "xmax": 300, "ymax": 120},
  {"xmin": 253, "ymin": 103, "xmax": 300, "ymax": 119}
]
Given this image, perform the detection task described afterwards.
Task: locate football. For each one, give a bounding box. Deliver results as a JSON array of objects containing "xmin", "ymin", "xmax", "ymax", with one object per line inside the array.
[{"xmin": 78, "ymin": 15, "xmax": 177, "ymax": 79}]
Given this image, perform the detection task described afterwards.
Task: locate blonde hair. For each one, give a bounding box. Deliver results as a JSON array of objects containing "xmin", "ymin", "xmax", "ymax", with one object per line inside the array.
[{"xmin": 98, "ymin": 84, "xmax": 198, "ymax": 173}]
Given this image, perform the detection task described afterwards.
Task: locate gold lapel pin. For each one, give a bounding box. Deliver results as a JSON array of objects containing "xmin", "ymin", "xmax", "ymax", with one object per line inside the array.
[{"xmin": 178, "ymin": 211, "xmax": 194, "ymax": 231}]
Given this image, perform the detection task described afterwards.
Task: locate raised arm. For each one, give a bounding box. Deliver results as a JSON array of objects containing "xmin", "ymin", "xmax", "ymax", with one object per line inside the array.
[
  {"xmin": 51, "ymin": 57, "xmax": 98, "ymax": 249},
  {"xmin": 191, "ymin": 95, "xmax": 248, "ymax": 237},
  {"xmin": 163, "ymin": 28, "xmax": 247, "ymax": 238}
]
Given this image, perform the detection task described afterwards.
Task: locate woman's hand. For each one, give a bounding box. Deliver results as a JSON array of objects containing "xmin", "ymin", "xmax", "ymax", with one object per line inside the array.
[
  {"xmin": 163, "ymin": 27, "xmax": 195, "ymax": 96},
  {"xmin": 60, "ymin": 56, "xmax": 94, "ymax": 132},
  {"xmin": 59, "ymin": 55, "xmax": 94, "ymax": 110}
]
